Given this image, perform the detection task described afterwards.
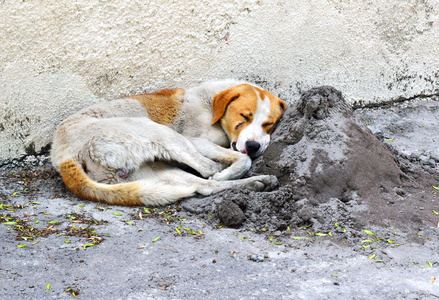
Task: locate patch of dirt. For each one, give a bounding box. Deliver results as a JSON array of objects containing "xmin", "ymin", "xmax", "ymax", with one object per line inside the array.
[{"xmin": 183, "ymin": 86, "xmax": 439, "ymax": 244}]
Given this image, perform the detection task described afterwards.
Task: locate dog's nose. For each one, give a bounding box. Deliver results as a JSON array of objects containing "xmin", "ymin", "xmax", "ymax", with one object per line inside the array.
[{"xmin": 245, "ymin": 141, "xmax": 261, "ymax": 158}]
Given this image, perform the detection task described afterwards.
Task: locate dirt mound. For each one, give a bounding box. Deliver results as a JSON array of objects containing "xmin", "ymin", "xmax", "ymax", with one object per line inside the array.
[
  {"xmin": 182, "ymin": 87, "xmax": 439, "ymax": 238},
  {"xmin": 253, "ymin": 86, "xmax": 403, "ymax": 203}
]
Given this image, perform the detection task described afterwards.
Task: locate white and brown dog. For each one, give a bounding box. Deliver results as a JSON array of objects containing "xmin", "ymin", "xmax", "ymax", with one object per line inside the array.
[{"xmin": 51, "ymin": 79, "xmax": 286, "ymax": 206}]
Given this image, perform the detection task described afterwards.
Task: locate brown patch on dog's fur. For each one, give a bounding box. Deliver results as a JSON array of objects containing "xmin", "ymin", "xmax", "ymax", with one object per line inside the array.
[
  {"xmin": 59, "ymin": 159, "xmax": 144, "ymax": 206},
  {"xmin": 126, "ymin": 88, "xmax": 185, "ymax": 125}
]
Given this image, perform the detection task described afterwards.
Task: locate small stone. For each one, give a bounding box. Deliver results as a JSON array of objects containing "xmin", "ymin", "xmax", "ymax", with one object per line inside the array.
[
  {"xmin": 394, "ymin": 187, "xmax": 405, "ymax": 196},
  {"xmin": 410, "ymin": 153, "xmax": 419, "ymax": 161},
  {"xmin": 248, "ymin": 254, "xmax": 268, "ymax": 263}
]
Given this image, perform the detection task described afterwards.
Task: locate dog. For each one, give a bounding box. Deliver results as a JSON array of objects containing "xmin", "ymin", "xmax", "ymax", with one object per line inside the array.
[{"xmin": 51, "ymin": 79, "xmax": 286, "ymax": 206}]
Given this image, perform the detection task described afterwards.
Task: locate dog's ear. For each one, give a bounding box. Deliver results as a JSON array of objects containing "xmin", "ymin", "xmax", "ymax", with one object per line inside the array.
[
  {"xmin": 211, "ymin": 89, "xmax": 240, "ymax": 125},
  {"xmin": 279, "ymin": 99, "xmax": 287, "ymax": 113}
]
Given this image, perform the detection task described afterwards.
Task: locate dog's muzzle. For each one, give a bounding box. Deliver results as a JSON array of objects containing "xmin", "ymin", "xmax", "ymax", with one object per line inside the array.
[
  {"xmin": 232, "ymin": 141, "xmax": 261, "ymax": 159},
  {"xmin": 245, "ymin": 141, "xmax": 261, "ymax": 159}
]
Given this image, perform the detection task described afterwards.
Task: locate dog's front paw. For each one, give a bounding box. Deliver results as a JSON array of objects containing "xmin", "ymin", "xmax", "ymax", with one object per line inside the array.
[{"xmin": 245, "ymin": 175, "xmax": 279, "ymax": 192}]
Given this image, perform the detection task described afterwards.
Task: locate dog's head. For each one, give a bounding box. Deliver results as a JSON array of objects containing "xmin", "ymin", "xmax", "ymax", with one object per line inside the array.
[{"xmin": 212, "ymin": 84, "xmax": 287, "ymax": 159}]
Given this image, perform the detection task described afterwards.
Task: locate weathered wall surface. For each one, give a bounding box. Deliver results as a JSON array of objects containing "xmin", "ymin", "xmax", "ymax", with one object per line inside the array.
[{"xmin": 1, "ymin": 0, "xmax": 438, "ymax": 162}]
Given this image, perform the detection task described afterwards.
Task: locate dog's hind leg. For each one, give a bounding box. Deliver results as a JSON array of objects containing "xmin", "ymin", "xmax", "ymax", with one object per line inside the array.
[
  {"xmin": 83, "ymin": 118, "xmax": 223, "ymax": 180},
  {"xmin": 137, "ymin": 163, "xmax": 278, "ymax": 198}
]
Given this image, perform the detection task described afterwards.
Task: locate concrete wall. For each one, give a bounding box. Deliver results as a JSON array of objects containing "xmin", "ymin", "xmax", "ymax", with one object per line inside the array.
[{"xmin": 1, "ymin": 0, "xmax": 439, "ymax": 162}]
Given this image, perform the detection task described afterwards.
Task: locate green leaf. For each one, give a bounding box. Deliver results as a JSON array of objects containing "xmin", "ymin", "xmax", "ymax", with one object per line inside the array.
[
  {"xmin": 411, "ymin": 260, "xmax": 423, "ymax": 269},
  {"xmin": 83, "ymin": 243, "xmax": 95, "ymax": 249},
  {"xmin": 112, "ymin": 212, "xmax": 122, "ymax": 216},
  {"xmin": 387, "ymin": 240, "xmax": 395, "ymax": 244},
  {"xmin": 427, "ymin": 261, "xmax": 433, "ymax": 268},
  {"xmin": 35, "ymin": 218, "xmax": 39, "ymax": 224},
  {"xmin": 46, "ymin": 284, "xmax": 51, "ymax": 290},
  {"xmin": 433, "ymin": 210, "xmax": 439, "ymax": 215},
  {"xmin": 175, "ymin": 226, "xmax": 181, "ymax": 234},
  {"xmin": 31, "ymin": 202, "xmax": 42, "ymax": 205},
  {"xmin": 143, "ymin": 207, "xmax": 151, "ymax": 214},
  {"xmin": 17, "ymin": 243, "xmax": 27, "ymax": 248},
  {"xmin": 331, "ymin": 274, "xmax": 339, "ymax": 277},
  {"xmin": 432, "ymin": 185, "xmax": 439, "ymax": 190},
  {"xmin": 125, "ymin": 222, "xmax": 134, "ymax": 225},
  {"xmin": 2, "ymin": 222, "xmax": 17, "ymax": 225},
  {"xmin": 363, "ymin": 229, "xmax": 376, "ymax": 236},
  {"xmin": 152, "ymin": 237, "xmax": 160, "ymax": 243},
  {"xmin": 368, "ymin": 254, "xmax": 376, "ymax": 259},
  {"xmin": 385, "ymin": 138, "xmax": 395, "ymax": 142},
  {"xmin": 291, "ymin": 236, "xmax": 309, "ymax": 240},
  {"xmin": 48, "ymin": 221, "xmax": 59, "ymax": 225},
  {"xmin": 299, "ymin": 224, "xmax": 312, "ymax": 230},
  {"xmin": 273, "ymin": 241, "xmax": 283, "ymax": 245},
  {"xmin": 315, "ymin": 233, "xmax": 328, "ymax": 236},
  {"xmin": 242, "ymin": 236, "xmax": 247, "ymax": 241}
]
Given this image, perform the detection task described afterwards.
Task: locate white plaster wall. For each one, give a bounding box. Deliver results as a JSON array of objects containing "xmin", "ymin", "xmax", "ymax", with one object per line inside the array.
[{"xmin": 1, "ymin": 0, "xmax": 439, "ymax": 162}]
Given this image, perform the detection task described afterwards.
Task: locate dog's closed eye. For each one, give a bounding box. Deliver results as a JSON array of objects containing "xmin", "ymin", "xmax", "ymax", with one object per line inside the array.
[
  {"xmin": 262, "ymin": 122, "xmax": 273, "ymax": 128},
  {"xmin": 240, "ymin": 113, "xmax": 249, "ymax": 121},
  {"xmin": 235, "ymin": 122, "xmax": 245, "ymax": 130}
]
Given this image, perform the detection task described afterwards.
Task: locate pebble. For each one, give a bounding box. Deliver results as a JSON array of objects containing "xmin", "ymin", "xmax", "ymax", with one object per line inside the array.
[{"xmin": 248, "ymin": 254, "xmax": 268, "ymax": 263}]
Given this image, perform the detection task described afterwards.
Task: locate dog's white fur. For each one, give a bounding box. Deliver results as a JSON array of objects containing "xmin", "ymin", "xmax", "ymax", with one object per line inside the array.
[{"xmin": 51, "ymin": 79, "xmax": 286, "ymax": 206}]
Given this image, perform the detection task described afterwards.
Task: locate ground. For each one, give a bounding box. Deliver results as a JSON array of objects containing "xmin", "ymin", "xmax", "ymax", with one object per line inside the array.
[{"xmin": 0, "ymin": 89, "xmax": 438, "ymax": 299}]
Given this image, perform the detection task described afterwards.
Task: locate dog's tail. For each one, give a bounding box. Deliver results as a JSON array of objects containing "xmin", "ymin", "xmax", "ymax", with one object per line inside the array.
[{"xmin": 59, "ymin": 159, "xmax": 197, "ymax": 206}]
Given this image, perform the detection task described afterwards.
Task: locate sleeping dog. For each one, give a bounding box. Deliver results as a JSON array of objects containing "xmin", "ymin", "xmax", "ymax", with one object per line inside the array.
[{"xmin": 51, "ymin": 79, "xmax": 286, "ymax": 206}]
